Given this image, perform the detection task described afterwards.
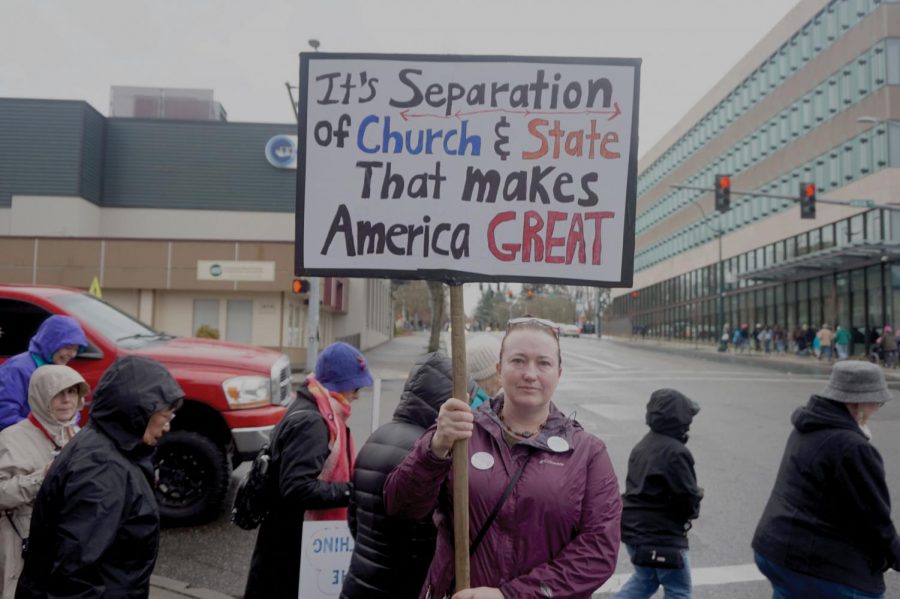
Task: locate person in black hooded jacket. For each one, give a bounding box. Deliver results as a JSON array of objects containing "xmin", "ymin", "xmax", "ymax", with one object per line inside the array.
[
  {"xmin": 341, "ymin": 352, "xmax": 473, "ymax": 599},
  {"xmin": 16, "ymin": 355, "xmax": 183, "ymax": 599},
  {"xmin": 753, "ymin": 361, "xmax": 900, "ymax": 598},
  {"xmin": 615, "ymin": 388, "xmax": 702, "ymax": 599}
]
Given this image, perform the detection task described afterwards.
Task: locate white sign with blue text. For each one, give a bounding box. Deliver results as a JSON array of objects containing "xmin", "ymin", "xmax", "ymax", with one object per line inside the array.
[{"xmin": 299, "ymin": 520, "xmax": 354, "ymax": 598}]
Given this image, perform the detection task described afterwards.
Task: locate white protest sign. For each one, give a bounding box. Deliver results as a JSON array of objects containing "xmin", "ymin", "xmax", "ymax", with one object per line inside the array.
[
  {"xmin": 296, "ymin": 53, "xmax": 640, "ymax": 287},
  {"xmin": 299, "ymin": 520, "xmax": 354, "ymax": 598}
]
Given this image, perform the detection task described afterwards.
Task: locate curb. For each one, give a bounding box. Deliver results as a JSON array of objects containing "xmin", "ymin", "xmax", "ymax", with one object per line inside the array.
[
  {"xmin": 150, "ymin": 576, "xmax": 234, "ymax": 599},
  {"xmin": 604, "ymin": 336, "xmax": 900, "ymax": 383}
]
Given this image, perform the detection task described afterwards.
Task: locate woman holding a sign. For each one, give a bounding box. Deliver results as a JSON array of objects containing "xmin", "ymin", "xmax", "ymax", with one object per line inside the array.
[{"xmin": 385, "ymin": 317, "xmax": 621, "ymax": 598}]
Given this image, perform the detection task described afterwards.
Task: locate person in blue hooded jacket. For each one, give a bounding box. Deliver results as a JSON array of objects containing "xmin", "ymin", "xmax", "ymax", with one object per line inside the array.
[{"xmin": 0, "ymin": 316, "xmax": 87, "ymax": 431}]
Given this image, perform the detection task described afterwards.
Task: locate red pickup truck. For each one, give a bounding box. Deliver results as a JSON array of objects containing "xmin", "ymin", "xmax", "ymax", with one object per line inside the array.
[{"xmin": 0, "ymin": 284, "xmax": 290, "ymax": 525}]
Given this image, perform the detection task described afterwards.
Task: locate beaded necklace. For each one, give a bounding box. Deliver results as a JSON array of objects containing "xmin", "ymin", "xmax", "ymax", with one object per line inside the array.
[{"xmin": 498, "ymin": 407, "xmax": 545, "ymax": 439}]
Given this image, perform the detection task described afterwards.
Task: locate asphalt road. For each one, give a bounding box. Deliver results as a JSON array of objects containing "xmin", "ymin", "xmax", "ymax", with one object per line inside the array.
[{"xmin": 155, "ymin": 333, "xmax": 900, "ymax": 598}]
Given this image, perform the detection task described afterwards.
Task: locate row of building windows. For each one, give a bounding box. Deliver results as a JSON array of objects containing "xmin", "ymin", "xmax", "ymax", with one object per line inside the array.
[
  {"xmin": 612, "ymin": 262, "xmax": 900, "ymax": 356},
  {"xmin": 637, "ymin": 40, "xmax": 896, "ymax": 235},
  {"xmin": 637, "ymin": 0, "xmax": 896, "ymax": 198},
  {"xmin": 635, "ymin": 125, "xmax": 893, "ymax": 271},
  {"xmin": 609, "ymin": 208, "xmax": 900, "ymax": 324}
]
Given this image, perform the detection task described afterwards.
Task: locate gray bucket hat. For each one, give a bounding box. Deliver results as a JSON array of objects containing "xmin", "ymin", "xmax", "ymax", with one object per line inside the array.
[{"xmin": 818, "ymin": 361, "xmax": 894, "ymax": 404}]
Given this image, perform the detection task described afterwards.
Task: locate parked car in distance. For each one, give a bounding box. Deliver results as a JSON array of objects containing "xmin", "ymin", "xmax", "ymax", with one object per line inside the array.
[
  {"xmin": 558, "ymin": 323, "xmax": 581, "ymax": 338},
  {"xmin": 0, "ymin": 285, "xmax": 291, "ymax": 526}
]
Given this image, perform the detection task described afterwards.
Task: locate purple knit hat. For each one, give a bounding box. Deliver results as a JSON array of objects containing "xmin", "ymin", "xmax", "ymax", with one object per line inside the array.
[{"xmin": 315, "ymin": 342, "xmax": 374, "ymax": 392}]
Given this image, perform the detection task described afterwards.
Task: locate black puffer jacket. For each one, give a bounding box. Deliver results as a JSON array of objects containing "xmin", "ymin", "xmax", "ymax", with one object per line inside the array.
[
  {"xmin": 753, "ymin": 396, "xmax": 900, "ymax": 596},
  {"xmin": 16, "ymin": 356, "xmax": 184, "ymax": 599},
  {"xmin": 341, "ymin": 352, "xmax": 460, "ymax": 599},
  {"xmin": 620, "ymin": 389, "xmax": 702, "ymax": 549},
  {"xmin": 244, "ymin": 385, "xmax": 352, "ymax": 599}
]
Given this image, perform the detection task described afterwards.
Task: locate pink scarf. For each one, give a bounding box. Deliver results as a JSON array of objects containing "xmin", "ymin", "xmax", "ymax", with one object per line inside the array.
[{"xmin": 304, "ymin": 374, "xmax": 355, "ymax": 521}]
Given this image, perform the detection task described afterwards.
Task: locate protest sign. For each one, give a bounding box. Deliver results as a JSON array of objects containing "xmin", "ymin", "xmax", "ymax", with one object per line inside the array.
[
  {"xmin": 295, "ymin": 53, "xmax": 640, "ymax": 287},
  {"xmin": 298, "ymin": 520, "xmax": 354, "ymax": 598}
]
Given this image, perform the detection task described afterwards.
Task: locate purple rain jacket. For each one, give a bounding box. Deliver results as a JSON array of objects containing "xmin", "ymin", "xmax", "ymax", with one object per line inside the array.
[
  {"xmin": 384, "ymin": 396, "xmax": 621, "ymax": 599},
  {"xmin": 0, "ymin": 315, "xmax": 87, "ymax": 431}
]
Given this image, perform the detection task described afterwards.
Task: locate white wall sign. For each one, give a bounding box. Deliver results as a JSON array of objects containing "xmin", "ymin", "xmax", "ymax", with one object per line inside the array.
[
  {"xmin": 196, "ymin": 260, "xmax": 276, "ymax": 281},
  {"xmin": 266, "ymin": 134, "xmax": 298, "ymax": 169},
  {"xmin": 296, "ymin": 52, "xmax": 641, "ymax": 287},
  {"xmin": 299, "ymin": 520, "xmax": 354, "ymax": 598}
]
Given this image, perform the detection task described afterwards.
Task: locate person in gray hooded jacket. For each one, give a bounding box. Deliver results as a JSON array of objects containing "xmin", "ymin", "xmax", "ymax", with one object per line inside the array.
[
  {"xmin": 0, "ymin": 365, "xmax": 87, "ymax": 599},
  {"xmin": 615, "ymin": 389, "xmax": 702, "ymax": 599},
  {"xmin": 16, "ymin": 355, "xmax": 183, "ymax": 599}
]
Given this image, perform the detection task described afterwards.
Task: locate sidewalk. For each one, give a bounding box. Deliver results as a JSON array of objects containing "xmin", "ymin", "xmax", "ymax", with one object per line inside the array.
[
  {"xmin": 292, "ymin": 330, "xmax": 446, "ymax": 384},
  {"xmin": 605, "ymin": 334, "xmax": 900, "ymax": 382},
  {"xmin": 150, "ymin": 575, "xmax": 233, "ymax": 599}
]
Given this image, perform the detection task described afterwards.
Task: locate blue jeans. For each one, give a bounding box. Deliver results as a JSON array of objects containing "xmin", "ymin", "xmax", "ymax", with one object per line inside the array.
[
  {"xmin": 754, "ymin": 551, "xmax": 883, "ymax": 599},
  {"xmin": 836, "ymin": 343, "xmax": 849, "ymax": 360},
  {"xmin": 614, "ymin": 545, "xmax": 691, "ymax": 599}
]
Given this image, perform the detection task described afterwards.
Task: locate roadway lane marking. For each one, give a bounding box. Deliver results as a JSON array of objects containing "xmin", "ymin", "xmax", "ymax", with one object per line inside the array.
[
  {"xmin": 561, "ymin": 351, "xmax": 627, "ymax": 371},
  {"xmin": 594, "ymin": 563, "xmax": 766, "ymax": 594},
  {"xmin": 563, "ymin": 377, "xmax": 829, "ymax": 384},
  {"xmin": 577, "ymin": 403, "xmax": 645, "ymax": 421}
]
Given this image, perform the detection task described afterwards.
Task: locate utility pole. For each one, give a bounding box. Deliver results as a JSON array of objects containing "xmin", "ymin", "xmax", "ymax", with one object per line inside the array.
[{"xmin": 289, "ymin": 39, "xmax": 322, "ymax": 373}]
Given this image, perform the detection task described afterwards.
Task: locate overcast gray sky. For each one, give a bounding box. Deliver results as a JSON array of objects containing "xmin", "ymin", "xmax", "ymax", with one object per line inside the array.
[
  {"xmin": 1, "ymin": 0, "xmax": 801, "ymax": 315},
  {"xmin": 3, "ymin": 0, "xmax": 799, "ymax": 158}
]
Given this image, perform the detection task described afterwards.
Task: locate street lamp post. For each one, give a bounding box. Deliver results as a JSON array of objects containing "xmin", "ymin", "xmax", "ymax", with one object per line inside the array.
[
  {"xmin": 688, "ymin": 198, "xmax": 726, "ymax": 351},
  {"xmin": 291, "ymin": 39, "xmax": 322, "ymax": 374}
]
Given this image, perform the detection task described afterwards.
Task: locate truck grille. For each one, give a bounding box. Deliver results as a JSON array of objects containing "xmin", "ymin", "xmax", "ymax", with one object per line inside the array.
[{"xmin": 271, "ymin": 355, "xmax": 292, "ymax": 405}]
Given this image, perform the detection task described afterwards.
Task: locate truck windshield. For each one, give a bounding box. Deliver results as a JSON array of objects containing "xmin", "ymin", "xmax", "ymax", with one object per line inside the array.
[{"xmin": 54, "ymin": 293, "xmax": 170, "ymax": 348}]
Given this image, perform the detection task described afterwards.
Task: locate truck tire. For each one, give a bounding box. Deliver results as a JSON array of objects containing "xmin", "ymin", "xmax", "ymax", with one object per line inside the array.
[{"xmin": 154, "ymin": 430, "xmax": 231, "ymax": 526}]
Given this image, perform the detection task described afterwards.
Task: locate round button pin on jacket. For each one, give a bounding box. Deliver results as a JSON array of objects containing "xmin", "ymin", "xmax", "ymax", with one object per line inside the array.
[{"xmin": 471, "ymin": 452, "xmax": 495, "ymax": 470}]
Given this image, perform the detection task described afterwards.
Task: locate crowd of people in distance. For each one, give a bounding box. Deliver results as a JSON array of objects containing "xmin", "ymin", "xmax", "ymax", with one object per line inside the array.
[
  {"xmin": 0, "ymin": 313, "xmax": 897, "ymax": 598},
  {"xmin": 718, "ymin": 321, "xmax": 900, "ymax": 366}
]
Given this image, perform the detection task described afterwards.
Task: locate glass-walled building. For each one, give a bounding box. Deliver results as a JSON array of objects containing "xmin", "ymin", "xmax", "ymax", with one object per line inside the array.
[{"xmin": 607, "ymin": 0, "xmax": 900, "ymax": 355}]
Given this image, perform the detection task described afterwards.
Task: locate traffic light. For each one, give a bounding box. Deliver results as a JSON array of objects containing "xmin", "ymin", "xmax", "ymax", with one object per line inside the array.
[
  {"xmin": 526, "ymin": 289, "xmax": 534, "ymax": 300},
  {"xmin": 292, "ymin": 278, "xmax": 310, "ymax": 294},
  {"xmin": 800, "ymin": 183, "xmax": 816, "ymax": 219},
  {"xmin": 714, "ymin": 174, "xmax": 731, "ymax": 212}
]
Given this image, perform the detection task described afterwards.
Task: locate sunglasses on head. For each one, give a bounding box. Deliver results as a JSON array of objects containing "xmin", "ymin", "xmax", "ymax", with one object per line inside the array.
[{"xmin": 506, "ymin": 317, "xmax": 560, "ymax": 337}]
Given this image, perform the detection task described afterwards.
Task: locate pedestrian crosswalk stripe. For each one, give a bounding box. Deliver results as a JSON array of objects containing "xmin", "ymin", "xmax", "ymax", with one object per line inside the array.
[{"xmin": 593, "ymin": 563, "xmax": 766, "ymax": 595}]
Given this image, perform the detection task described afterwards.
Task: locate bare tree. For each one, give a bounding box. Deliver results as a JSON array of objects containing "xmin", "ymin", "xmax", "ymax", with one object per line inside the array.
[
  {"xmin": 392, "ymin": 280, "xmax": 433, "ymax": 328},
  {"xmin": 426, "ymin": 281, "xmax": 446, "ymax": 352}
]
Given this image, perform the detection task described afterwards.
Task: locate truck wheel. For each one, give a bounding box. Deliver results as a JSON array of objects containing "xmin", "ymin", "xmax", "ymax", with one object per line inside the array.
[{"xmin": 154, "ymin": 430, "xmax": 231, "ymax": 526}]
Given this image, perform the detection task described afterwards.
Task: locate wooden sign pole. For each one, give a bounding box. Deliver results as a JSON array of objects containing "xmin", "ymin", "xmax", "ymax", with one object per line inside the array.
[{"xmin": 449, "ymin": 283, "xmax": 470, "ymax": 591}]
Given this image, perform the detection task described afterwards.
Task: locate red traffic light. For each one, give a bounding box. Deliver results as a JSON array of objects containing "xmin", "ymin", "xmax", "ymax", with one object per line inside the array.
[
  {"xmin": 292, "ymin": 278, "xmax": 310, "ymax": 294},
  {"xmin": 630, "ymin": 291, "xmax": 639, "ymax": 299},
  {"xmin": 715, "ymin": 174, "xmax": 732, "ymax": 212},
  {"xmin": 799, "ymin": 183, "xmax": 816, "ymax": 220}
]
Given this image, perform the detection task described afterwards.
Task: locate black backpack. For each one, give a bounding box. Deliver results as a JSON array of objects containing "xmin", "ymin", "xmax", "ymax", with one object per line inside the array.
[{"xmin": 231, "ymin": 444, "xmax": 275, "ymax": 530}]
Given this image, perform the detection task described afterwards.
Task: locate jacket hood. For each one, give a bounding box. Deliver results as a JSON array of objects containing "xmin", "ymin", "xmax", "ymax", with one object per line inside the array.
[
  {"xmin": 28, "ymin": 315, "xmax": 88, "ymax": 363},
  {"xmin": 791, "ymin": 395, "xmax": 863, "ymax": 435},
  {"xmin": 645, "ymin": 388, "xmax": 699, "ymax": 439},
  {"xmin": 393, "ymin": 352, "xmax": 469, "ymax": 428},
  {"xmin": 27, "ymin": 365, "xmax": 88, "ymax": 445},
  {"xmin": 481, "ymin": 394, "xmax": 582, "ymax": 453},
  {"xmin": 90, "ymin": 356, "xmax": 184, "ymax": 455}
]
